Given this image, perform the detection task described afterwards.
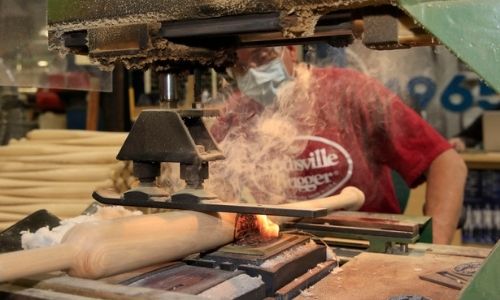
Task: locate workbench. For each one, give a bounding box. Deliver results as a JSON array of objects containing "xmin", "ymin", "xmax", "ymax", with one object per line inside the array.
[
  {"xmin": 461, "ymin": 152, "xmax": 500, "ymax": 170},
  {"xmin": 0, "ymin": 243, "xmax": 492, "ymax": 300},
  {"xmin": 296, "ymin": 243, "xmax": 492, "ymax": 300}
]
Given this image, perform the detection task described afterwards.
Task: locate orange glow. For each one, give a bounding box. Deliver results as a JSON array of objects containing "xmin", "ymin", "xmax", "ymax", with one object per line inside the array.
[{"xmin": 255, "ymin": 215, "xmax": 280, "ymax": 239}]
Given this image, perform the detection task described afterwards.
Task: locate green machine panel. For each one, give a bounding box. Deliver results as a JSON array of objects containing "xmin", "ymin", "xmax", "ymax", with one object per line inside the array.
[
  {"xmin": 460, "ymin": 242, "xmax": 500, "ymax": 300},
  {"xmin": 399, "ymin": 0, "xmax": 500, "ymax": 92}
]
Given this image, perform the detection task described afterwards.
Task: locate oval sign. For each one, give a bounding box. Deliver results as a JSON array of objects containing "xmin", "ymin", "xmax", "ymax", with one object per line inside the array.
[{"xmin": 252, "ymin": 135, "xmax": 353, "ymax": 200}]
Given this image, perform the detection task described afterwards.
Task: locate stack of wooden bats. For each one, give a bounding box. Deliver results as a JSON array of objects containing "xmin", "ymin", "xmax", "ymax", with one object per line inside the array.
[{"xmin": 0, "ymin": 129, "xmax": 134, "ymax": 230}]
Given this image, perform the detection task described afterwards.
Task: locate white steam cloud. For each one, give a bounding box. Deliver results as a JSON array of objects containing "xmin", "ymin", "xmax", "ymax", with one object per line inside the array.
[{"xmin": 207, "ymin": 64, "xmax": 324, "ymax": 204}]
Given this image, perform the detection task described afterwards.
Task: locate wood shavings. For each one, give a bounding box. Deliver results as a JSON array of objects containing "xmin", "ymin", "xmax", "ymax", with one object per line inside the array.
[
  {"xmin": 330, "ymin": 266, "xmax": 343, "ymax": 275},
  {"xmin": 260, "ymin": 240, "xmax": 318, "ymax": 269},
  {"xmin": 300, "ymin": 288, "xmax": 317, "ymax": 298},
  {"xmin": 326, "ymin": 245, "xmax": 337, "ymax": 261},
  {"xmin": 21, "ymin": 206, "xmax": 142, "ymax": 250}
]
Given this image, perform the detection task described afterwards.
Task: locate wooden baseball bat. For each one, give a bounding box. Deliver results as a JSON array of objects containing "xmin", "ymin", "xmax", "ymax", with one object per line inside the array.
[
  {"xmin": 0, "ymin": 211, "xmax": 236, "ymax": 282},
  {"xmin": 0, "ymin": 203, "xmax": 90, "ymax": 215},
  {"xmin": 0, "ymin": 212, "xmax": 26, "ymax": 221},
  {"xmin": 0, "ymin": 162, "xmax": 121, "ymax": 172},
  {"xmin": 0, "ymin": 168, "xmax": 114, "ymax": 182},
  {"xmin": 270, "ymin": 186, "xmax": 365, "ymax": 224},
  {"xmin": 26, "ymin": 129, "xmax": 125, "ymax": 140},
  {"xmin": 0, "ymin": 152, "xmax": 118, "ymax": 164},
  {"xmin": 0, "ymin": 187, "xmax": 364, "ymax": 282},
  {"xmin": 0, "ymin": 179, "xmax": 113, "ymax": 189},
  {"xmin": 0, "ymin": 196, "xmax": 92, "ymax": 205},
  {"xmin": 38, "ymin": 135, "xmax": 127, "ymax": 146},
  {"xmin": 0, "ymin": 186, "xmax": 100, "ymax": 198},
  {"xmin": 0, "ymin": 144, "xmax": 119, "ymax": 156},
  {"xmin": 0, "ymin": 222, "xmax": 15, "ymax": 231}
]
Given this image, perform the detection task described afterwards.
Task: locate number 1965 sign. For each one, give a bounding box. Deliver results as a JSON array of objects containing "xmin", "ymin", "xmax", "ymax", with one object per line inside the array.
[{"xmin": 407, "ymin": 73, "xmax": 499, "ymax": 112}]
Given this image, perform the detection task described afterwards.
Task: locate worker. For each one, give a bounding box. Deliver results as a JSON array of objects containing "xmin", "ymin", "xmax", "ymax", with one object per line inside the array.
[{"xmin": 210, "ymin": 46, "xmax": 467, "ymax": 244}]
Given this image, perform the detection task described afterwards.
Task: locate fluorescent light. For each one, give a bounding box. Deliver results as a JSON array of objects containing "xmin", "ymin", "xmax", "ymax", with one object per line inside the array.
[
  {"xmin": 37, "ymin": 60, "xmax": 49, "ymax": 67},
  {"xmin": 39, "ymin": 29, "xmax": 49, "ymax": 37}
]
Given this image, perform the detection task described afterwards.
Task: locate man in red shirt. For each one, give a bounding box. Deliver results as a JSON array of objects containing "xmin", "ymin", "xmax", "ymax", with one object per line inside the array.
[{"xmin": 210, "ymin": 46, "xmax": 467, "ymax": 244}]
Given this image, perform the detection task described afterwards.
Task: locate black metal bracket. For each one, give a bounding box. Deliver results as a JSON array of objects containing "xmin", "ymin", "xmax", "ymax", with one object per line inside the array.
[
  {"xmin": 93, "ymin": 189, "xmax": 327, "ymax": 218},
  {"xmin": 95, "ymin": 109, "xmax": 329, "ymax": 218}
]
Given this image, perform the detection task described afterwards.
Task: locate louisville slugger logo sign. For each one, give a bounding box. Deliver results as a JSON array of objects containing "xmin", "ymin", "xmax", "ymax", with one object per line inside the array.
[
  {"xmin": 288, "ymin": 136, "xmax": 353, "ymax": 199},
  {"xmin": 289, "ymin": 148, "xmax": 340, "ymax": 171},
  {"xmin": 252, "ymin": 136, "xmax": 353, "ymax": 200}
]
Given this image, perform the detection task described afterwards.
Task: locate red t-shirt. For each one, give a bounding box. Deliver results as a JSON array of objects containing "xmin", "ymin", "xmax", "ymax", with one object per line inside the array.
[{"xmin": 210, "ymin": 67, "xmax": 451, "ymax": 213}]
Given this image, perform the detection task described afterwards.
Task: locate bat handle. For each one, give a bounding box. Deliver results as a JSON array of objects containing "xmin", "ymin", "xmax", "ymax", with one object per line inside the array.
[
  {"xmin": 0, "ymin": 244, "xmax": 75, "ymax": 282},
  {"xmin": 271, "ymin": 186, "xmax": 366, "ymax": 224}
]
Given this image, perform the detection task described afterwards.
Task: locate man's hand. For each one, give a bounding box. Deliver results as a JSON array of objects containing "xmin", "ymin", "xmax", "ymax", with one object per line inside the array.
[
  {"xmin": 448, "ymin": 137, "xmax": 466, "ymax": 152},
  {"xmin": 425, "ymin": 149, "xmax": 467, "ymax": 244}
]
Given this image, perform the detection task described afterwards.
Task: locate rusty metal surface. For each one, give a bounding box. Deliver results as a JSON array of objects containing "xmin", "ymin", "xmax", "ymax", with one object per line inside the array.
[
  {"xmin": 122, "ymin": 263, "xmax": 243, "ymax": 295},
  {"xmin": 48, "ymin": 0, "xmax": 390, "ymax": 28},
  {"xmin": 204, "ymin": 234, "xmax": 310, "ymax": 266},
  {"xmin": 93, "ymin": 188, "xmax": 328, "ymax": 217},
  {"xmin": 187, "ymin": 234, "xmax": 328, "ymax": 297},
  {"xmin": 303, "ymin": 211, "xmax": 420, "ymax": 234},
  {"xmin": 47, "ymin": 0, "xmax": 393, "ymax": 71},
  {"xmin": 275, "ymin": 260, "xmax": 337, "ymax": 299},
  {"xmin": 238, "ymin": 244, "xmax": 327, "ymax": 296},
  {"xmin": 286, "ymin": 222, "xmax": 417, "ymax": 239},
  {"xmin": 5, "ymin": 273, "xmax": 203, "ymax": 300}
]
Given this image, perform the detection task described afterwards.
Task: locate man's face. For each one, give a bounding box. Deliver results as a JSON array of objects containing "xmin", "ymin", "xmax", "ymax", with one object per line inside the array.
[
  {"xmin": 232, "ymin": 47, "xmax": 282, "ymax": 77},
  {"xmin": 230, "ymin": 46, "xmax": 296, "ymax": 107}
]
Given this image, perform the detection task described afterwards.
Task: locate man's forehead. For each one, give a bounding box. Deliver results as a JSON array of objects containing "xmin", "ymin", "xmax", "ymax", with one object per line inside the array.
[{"xmin": 237, "ymin": 47, "xmax": 279, "ymax": 60}]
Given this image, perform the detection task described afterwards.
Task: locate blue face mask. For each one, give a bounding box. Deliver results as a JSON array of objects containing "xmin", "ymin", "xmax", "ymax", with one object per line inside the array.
[{"xmin": 235, "ymin": 57, "xmax": 291, "ymax": 106}]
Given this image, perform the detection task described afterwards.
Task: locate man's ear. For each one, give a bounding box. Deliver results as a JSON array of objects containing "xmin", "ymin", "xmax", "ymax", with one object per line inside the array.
[
  {"xmin": 285, "ymin": 45, "xmax": 298, "ymax": 63},
  {"xmin": 282, "ymin": 46, "xmax": 298, "ymax": 75}
]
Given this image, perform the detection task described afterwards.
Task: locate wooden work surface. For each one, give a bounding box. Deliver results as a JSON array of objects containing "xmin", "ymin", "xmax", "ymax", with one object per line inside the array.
[
  {"xmin": 461, "ymin": 152, "xmax": 500, "ymax": 169},
  {"xmin": 295, "ymin": 250, "xmax": 487, "ymax": 300}
]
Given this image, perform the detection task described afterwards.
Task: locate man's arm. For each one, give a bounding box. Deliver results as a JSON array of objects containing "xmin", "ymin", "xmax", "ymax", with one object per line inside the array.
[{"xmin": 424, "ymin": 149, "xmax": 467, "ymax": 244}]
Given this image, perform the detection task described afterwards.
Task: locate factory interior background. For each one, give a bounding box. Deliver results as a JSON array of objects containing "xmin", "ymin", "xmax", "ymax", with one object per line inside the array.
[
  {"xmin": 1, "ymin": 0, "xmax": 499, "ymax": 247},
  {"xmin": 0, "ymin": 0, "xmax": 499, "ymax": 299}
]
